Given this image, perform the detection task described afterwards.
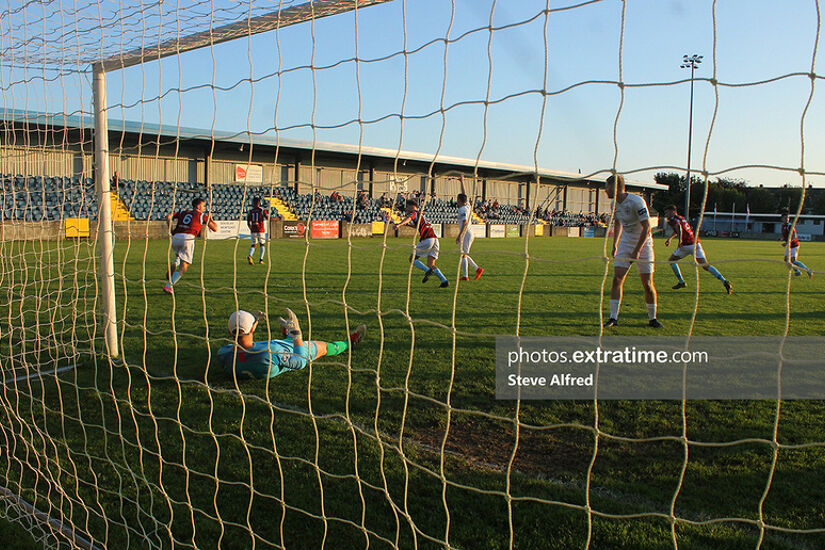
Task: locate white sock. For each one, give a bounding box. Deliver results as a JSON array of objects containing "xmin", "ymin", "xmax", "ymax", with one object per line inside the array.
[
  {"xmin": 609, "ymin": 299, "xmax": 620, "ymax": 320},
  {"xmin": 460, "ymin": 257, "xmax": 468, "ymax": 278},
  {"xmin": 248, "ymin": 247, "xmax": 255, "ymax": 257},
  {"xmin": 259, "ymin": 245, "xmax": 266, "ymax": 259},
  {"xmin": 467, "ymin": 256, "xmax": 479, "ymax": 271},
  {"xmin": 647, "ymin": 303, "xmax": 657, "ymax": 320}
]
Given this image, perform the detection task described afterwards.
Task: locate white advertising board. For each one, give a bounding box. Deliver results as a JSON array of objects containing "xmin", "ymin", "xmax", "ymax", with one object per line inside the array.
[
  {"xmin": 235, "ymin": 164, "xmax": 263, "ymax": 184},
  {"xmin": 488, "ymin": 225, "xmax": 505, "ymax": 238},
  {"xmin": 470, "ymin": 224, "xmax": 487, "ymax": 239},
  {"xmin": 207, "ymin": 220, "xmax": 248, "ymax": 240}
]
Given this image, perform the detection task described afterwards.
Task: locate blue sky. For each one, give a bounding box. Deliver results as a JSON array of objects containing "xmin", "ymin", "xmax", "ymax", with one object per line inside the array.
[{"xmin": 6, "ymin": 0, "xmax": 824, "ymax": 188}]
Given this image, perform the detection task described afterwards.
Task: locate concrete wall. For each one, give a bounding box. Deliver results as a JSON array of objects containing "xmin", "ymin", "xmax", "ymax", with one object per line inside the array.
[
  {"xmin": 112, "ymin": 221, "xmax": 170, "ymax": 240},
  {"xmin": 396, "ymin": 225, "xmax": 418, "ymax": 239},
  {"xmin": 268, "ymin": 220, "xmax": 284, "ymax": 240},
  {"xmin": 442, "ymin": 224, "xmax": 460, "ymax": 238},
  {"xmin": 9, "ymin": 220, "xmax": 809, "ymax": 242},
  {"xmin": 0, "ymin": 221, "xmax": 64, "ymax": 241},
  {"xmin": 728, "ymin": 231, "xmax": 824, "ymax": 242}
]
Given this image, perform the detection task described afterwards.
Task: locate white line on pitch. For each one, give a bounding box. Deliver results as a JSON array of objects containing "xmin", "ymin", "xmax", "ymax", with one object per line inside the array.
[{"xmin": 5, "ymin": 364, "xmax": 77, "ymax": 384}]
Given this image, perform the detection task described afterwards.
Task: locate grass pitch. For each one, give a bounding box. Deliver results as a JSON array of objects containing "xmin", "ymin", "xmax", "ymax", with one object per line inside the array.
[{"xmin": 2, "ymin": 235, "xmax": 825, "ymax": 549}]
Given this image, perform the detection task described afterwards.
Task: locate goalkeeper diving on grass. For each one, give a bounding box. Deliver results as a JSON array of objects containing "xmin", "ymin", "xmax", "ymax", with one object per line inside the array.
[{"xmin": 218, "ymin": 308, "xmax": 367, "ymax": 379}]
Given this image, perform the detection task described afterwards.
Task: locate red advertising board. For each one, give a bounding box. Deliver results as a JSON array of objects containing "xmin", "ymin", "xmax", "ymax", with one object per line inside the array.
[{"xmin": 310, "ymin": 220, "xmax": 339, "ymax": 239}]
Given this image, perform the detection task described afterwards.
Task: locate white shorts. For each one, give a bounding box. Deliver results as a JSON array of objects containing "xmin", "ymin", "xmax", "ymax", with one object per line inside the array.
[
  {"xmin": 614, "ymin": 237, "xmax": 654, "ymax": 274},
  {"xmin": 672, "ymin": 243, "xmax": 706, "ymax": 262},
  {"xmin": 250, "ymin": 232, "xmax": 266, "ymax": 245},
  {"xmin": 415, "ymin": 237, "xmax": 440, "ymax": 259},
  {"xmin": 171, "ymin": 235, "xmax": 195, "ymax": 264},
  {"xmin": 785, "ymin": 245, "xmax": 799, "ymax": 261},
  {"xmin": 459, "ymin": 230, "xmax": 475, "ymax": 254}
]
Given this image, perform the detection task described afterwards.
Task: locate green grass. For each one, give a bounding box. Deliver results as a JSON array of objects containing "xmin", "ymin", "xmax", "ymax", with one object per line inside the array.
[
  {"xmin": 0, "ymin": 513, "xmax": 41, "ymax": 550},
  {"xmin": 1, "ymin": 235, "xmax": 825, "ymax": 549}
]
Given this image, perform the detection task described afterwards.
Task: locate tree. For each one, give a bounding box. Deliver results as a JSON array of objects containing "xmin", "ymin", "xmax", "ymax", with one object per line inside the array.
[
  {"xmin": 813, "ymin": 189, "xmax": 825, "ymax": 215},
  {"xmin": 651, "ymin": 172, "xmax": 684, "ymax": 215},
  {"xmin": 745, "ymin": 186, "xmax": 776, "ymax": 213},
  {"xmin": 775, "ymin": 185, "xmax": 803, "ymax": 213}
]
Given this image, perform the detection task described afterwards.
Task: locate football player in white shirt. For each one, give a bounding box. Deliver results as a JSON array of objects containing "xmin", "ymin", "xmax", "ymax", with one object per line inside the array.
[
  {"xmin": 456, "ymin": 175, "xmax": 484, "ymax": 281},
  {"xmin": 604, "ymin": 174, "xmax": 662, "ymax": 328}
]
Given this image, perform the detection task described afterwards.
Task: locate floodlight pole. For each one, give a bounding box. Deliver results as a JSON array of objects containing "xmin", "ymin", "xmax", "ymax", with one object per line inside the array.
[
  {"xmin": 681, "ymin": 54, "xmax": 702, "ymax": 221},
  {"xmin": 93, "ymin": 63, "xmax": 119, "ymax": 359}
]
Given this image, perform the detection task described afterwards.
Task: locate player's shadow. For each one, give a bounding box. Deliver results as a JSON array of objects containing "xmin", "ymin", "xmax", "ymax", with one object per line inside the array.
[
  {"xmin": 667, "ymin": 310, "xmax": 825, "ymax": 321},
  {"xmin": 518, "ymin": 289, "xmax": 610, "ymax": 297}
]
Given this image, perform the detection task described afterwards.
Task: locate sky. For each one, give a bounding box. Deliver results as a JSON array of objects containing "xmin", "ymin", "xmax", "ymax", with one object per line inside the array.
[{"xmin": 3, "ymin": 0, "xmax": 824, "ymax": 188}]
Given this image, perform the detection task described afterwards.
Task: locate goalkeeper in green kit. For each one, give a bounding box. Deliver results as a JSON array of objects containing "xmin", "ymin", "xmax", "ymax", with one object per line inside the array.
[{"xmin": 218, "ymin": 308, "xmax": 367, "ymax": 379}]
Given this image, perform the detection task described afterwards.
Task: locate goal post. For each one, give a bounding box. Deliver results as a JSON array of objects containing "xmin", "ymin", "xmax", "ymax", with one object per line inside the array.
[
  {"xmin": 96, "ymin": 0, "xmax": 395, "ymax": 72},
  {"xmin": 93, "ymin": 63, "xmax": 118, "ymax": 359},
  {"xmin": 89, "ymin": 0, "xmax": 393, "ymax": 360}
]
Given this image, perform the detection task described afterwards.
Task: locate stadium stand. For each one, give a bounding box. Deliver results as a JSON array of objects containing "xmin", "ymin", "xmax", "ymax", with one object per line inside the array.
[
  {"xmin": 118, "ymin": 180, "xmax": 285, "ymax": 221},
  {"xmin": 1, "ymin": 175, "xmax": 98, "ymax": 221},
  {"xmin": 0, "ymin": 176, "xmax": 603, "ymax": 227},
  {"xmin": 539, "ymin": 208, "xmax": 608, "ymax": 227},
  {"xmin": 474, "ymin": 198, "xmax": 532, "ymax": 224},
  {"xmin": 275, "ymin": 187, "xmax": 386, "ymax": 223},
  {"xmin": 0, "ymin": 175, "xmax": 288, "ymax": 222}
]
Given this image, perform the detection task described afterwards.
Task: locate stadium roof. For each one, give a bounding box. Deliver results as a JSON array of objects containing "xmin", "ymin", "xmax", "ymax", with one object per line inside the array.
[{"xmin": 2, "ymin": 109, "xmax": 666, "ymax": 190}]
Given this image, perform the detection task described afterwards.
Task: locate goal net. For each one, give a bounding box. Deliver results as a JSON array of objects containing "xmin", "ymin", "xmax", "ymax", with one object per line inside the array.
[{"xmin": 1, "ymin": 1, "xmax": 823, "ymax": 548}]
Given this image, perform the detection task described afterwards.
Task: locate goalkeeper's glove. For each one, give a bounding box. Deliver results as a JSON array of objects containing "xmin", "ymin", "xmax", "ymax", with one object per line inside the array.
[{"xmin": 278, "ymin": 308, "xmax": 302, "ymax": 340}]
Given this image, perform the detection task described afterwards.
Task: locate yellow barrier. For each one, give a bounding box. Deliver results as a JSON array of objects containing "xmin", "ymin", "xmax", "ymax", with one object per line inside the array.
[
  {"xmin": 65, "ymin": 218, "xmax": 90, "ymax": 238},
  {"xmin": 371, "ymin": 221, "xmax": 385, "ymax": 234}
]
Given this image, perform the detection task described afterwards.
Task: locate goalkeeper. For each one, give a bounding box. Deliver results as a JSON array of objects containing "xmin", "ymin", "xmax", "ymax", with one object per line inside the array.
[{"xmin": 218, "ymin": 308, "xmax": 367, "ymax": 379}]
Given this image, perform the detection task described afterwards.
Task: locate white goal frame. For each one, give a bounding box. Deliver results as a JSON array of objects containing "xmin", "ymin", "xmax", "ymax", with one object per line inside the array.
[{"xmin": 91, "ymin": 0, "xmax": 394, "ymax": 358}]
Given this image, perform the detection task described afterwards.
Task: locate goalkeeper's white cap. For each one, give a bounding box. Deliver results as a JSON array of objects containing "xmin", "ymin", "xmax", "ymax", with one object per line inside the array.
[{"xmin": 228, "ymin": 310, "xmax": 256, "ymax": 336}]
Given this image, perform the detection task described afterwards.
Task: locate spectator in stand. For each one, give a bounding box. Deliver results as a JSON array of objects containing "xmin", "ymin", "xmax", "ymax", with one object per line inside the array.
[{"xmin": 357, "ymin": 190, "xmax": 369, "ymax": 209}]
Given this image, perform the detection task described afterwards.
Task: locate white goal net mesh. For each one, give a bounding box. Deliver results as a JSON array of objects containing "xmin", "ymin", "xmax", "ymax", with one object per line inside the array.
[{"xmin": 1, "ymin": 1, "xmax": 824, "ymax": 549}]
